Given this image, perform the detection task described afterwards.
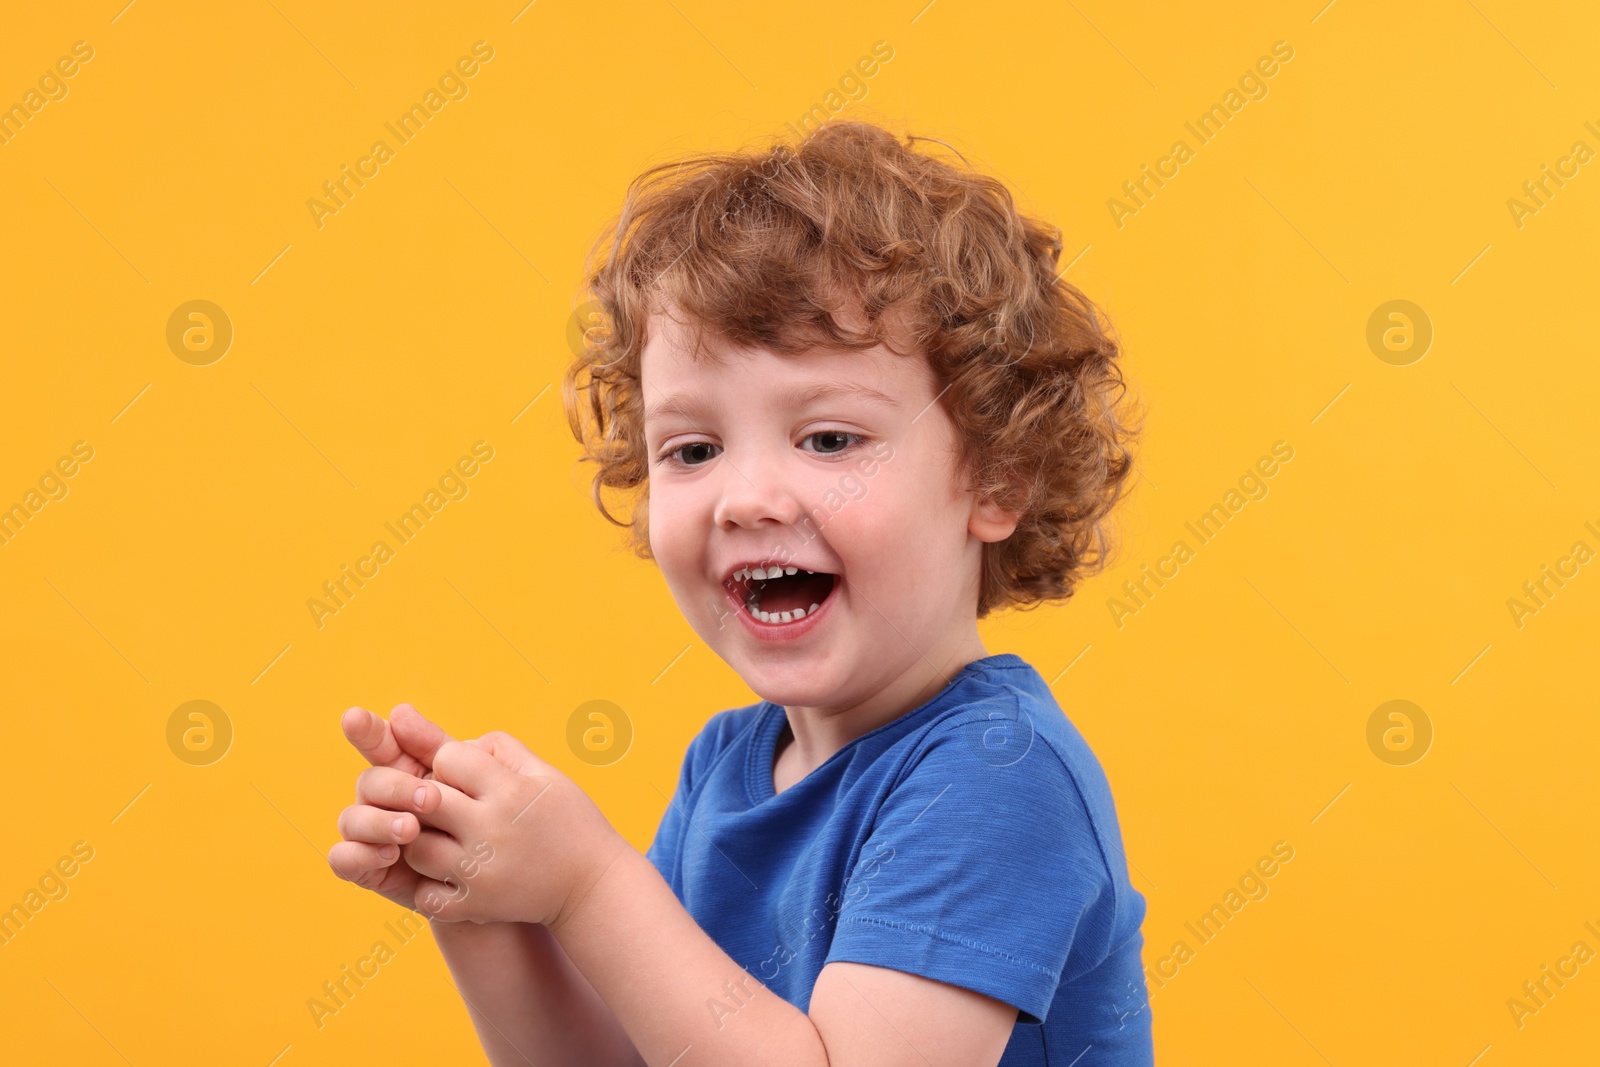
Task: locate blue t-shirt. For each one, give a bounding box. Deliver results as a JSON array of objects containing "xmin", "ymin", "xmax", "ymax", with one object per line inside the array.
[{"xmin": 645, "ymin": 652, "xmax": 1153, "ymax": 1065}]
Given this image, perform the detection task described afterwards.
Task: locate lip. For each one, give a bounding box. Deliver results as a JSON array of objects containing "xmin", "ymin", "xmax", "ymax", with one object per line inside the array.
[{"xmin": 723, "ymin": 572, "xmax": 839, "ymax": 644}]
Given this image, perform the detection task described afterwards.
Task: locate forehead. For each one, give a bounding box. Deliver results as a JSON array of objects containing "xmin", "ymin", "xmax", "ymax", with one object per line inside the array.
[{"xmin": 640, "ymin": 311, "xmax": 934, "ymax": 419}]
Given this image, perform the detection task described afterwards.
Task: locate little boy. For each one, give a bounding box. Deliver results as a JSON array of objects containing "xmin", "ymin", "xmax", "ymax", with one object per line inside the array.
[{"xmin": 330, "ymin": 119, "xmax": 1150, "ymax": 1066}]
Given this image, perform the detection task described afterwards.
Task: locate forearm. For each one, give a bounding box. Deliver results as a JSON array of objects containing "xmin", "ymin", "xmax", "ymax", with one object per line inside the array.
[
  {"xmin": 549, "ymin": 846, "xmax": 830, "ymax": 1067},
  {"xmin": 431, "ymin": 918, "xmax": 646, "ymax": 1067}
]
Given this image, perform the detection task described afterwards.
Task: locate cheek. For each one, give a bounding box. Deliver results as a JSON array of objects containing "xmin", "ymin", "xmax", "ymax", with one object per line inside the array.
[
  {"xmin": 811, "ymin": 478, "xmax": 905, "ymax": 560},
  {"xmin": 647, "ymin": 490, "xmax": 695, "ymax": 564},
  {"xmin": 648, "ymin": 486, "xmax": 722, "ymax": 602},
  {"xmin": 857, "ymin": 468, "xmax": 969, "ymax": 562},
  {"xmin": 860, "ymin": 464, "xmax": 949, "ymax": 530}
]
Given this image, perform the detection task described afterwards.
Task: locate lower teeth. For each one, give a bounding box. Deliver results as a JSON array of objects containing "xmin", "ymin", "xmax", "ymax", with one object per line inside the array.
[{"xmin": 747, "ymin": 600, "xmax": 822, "ymax": 624}]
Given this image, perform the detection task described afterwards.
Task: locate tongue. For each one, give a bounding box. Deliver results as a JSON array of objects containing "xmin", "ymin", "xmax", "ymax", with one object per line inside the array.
[{"xmin": 759, "ymin": 572, "xmax": 834, "ymax": 613}]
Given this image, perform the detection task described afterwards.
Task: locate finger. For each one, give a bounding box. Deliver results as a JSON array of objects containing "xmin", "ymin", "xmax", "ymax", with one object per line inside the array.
[
  {"xmin": 412, "ymin": 873, "xmax": 475, "ymax": 923},
  {"xmin": 355, "ymin": 765, "xmax": 444, "ymax": 815},
  {"xmin": 400, "ymin": 827, "xmax": 462, "ymax": 883},
  {"xmin": 412, "ymin": 778, "xmax": 476, "ymax": 837},
  {"xmin": 337, "ymin": 804, "xmax": 421, "ymax": 845},
  {"xmin": 328, "ymin": 839, "xmax": 403, "ymax": 889},
  {"xmin": 390, "ymin": 703, "xmax": 456, "ymax": 770},
  {"xmin": 342, "ymin": 707, "xmax": 428, "ymax": 777},
  {"xmin": 432, "ymin": 739, "xmax": 517, "ymax": 800}
]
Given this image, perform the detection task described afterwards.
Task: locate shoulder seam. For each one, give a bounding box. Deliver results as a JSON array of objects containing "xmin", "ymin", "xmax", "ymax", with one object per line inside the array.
[
  {"xmin": 919, "ymin": 686, "xmax": 1122, "ymax": 918},
  {"xmin": 1006, "ymin": 684, "xmax": 1123, "ymax": 909}
]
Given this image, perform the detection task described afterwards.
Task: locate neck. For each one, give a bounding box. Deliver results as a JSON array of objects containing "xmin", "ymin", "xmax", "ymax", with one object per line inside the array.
[{"xmin": 778, "ymin": 628, "xmax": 990, "ymax": 775}]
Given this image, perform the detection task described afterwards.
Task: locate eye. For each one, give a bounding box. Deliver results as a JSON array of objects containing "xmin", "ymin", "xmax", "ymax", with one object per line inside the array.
[
  {"xmin": 660, "ymin": 441, "xmax": 721, "ymax": 468},
  {"xmin": 801, "ymin": 431, "xmax": 862, "ymax": 456}
]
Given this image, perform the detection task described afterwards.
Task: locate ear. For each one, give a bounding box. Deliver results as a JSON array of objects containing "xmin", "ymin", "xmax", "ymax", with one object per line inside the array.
[{"xmin": 969, "ymin": 495, "xmax": 1019, "ymax": 543}]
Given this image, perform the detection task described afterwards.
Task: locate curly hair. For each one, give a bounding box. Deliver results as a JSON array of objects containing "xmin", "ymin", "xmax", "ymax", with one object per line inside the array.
[{"xmin": 562, "ymin": 119, "xmax": 1139, "ymax": 618}]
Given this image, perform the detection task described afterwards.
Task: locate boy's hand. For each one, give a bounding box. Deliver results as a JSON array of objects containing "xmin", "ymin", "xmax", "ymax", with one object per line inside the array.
[
  {"xmin": 400, "ymin": 736, "xmax": 630, "ymax": 928},
  {"xmin": 326, "ymin": 703, "xmax": 457, "ymax": 912},
  {"xmin": 341, "ymin": 702, "xmax": 449, "ymax": 779}
]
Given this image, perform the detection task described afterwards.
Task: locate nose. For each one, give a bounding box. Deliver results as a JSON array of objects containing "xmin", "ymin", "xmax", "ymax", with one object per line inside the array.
[{"xmin": 712, "ymin": 446, "xmax": 807, "ymax": 531}]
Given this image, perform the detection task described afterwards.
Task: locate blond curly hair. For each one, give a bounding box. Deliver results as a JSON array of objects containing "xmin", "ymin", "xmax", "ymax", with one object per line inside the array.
[{"xmin": 562, "ymin": 120, "xmax": 1139, "ymax": 618}]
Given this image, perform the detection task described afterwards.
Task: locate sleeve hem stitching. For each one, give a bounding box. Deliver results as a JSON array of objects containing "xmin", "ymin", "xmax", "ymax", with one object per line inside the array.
[{"xmin": 838, "ymin": 914, "xmax": 1057, "ymax": 979}]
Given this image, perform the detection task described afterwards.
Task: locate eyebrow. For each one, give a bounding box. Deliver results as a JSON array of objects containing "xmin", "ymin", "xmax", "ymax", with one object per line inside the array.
[{"xmin": 644, "ymin": 380, "xmax": 902, "ymax": 423}]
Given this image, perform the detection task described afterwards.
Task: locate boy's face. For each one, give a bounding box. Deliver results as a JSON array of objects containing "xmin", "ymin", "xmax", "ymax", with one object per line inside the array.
[{"xmin": 640, "ymin": 310, "xmax": 1018, "ymax": 712}]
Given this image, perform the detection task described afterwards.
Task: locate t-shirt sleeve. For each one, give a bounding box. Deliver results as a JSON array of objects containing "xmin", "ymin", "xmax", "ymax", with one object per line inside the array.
[{"xmin": 822, "ymin": 695, "xmax": 1117, "ymax": 1025}]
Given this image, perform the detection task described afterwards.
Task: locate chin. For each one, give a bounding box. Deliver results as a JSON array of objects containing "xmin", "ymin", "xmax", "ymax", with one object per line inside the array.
[{"xmin": 736, "ymin": 659, "xmax": 839, "ymax": 708}]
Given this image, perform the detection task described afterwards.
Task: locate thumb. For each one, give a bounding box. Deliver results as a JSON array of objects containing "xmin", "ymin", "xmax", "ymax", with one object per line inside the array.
[
  {"xmin": 390, "ymin": 704, "xmax": 456, "ymax": 770},
  {"xmin": 432, "ymin": 740, "xmax": 516, "ymax": 800},
  {"xmin": 343, "ymin": 706, "xmax": 431, "ymax": 777},
  {"xmin": 468, "ymin": 730, "xmax": 550, "ymax": 778}
]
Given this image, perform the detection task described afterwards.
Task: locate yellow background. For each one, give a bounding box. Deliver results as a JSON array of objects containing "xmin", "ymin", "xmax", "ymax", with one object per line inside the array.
[{"xmin": 3, "ymin": 0, "xmax": 1596, "ymax": 1063}]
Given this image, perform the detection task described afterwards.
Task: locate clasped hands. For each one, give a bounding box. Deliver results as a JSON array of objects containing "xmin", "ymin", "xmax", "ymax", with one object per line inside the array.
[{"xmin": 327, "ymin": 703, "xmax": 629, "ymax": 928}]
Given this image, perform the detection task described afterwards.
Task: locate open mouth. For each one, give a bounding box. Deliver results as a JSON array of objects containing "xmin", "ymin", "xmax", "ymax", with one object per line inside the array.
[{"xmin": 727, "ymin": 565, "xmax": 839, "ymax": 624}]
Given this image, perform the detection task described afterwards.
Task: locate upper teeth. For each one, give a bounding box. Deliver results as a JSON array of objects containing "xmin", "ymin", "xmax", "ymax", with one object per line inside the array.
[{"xmin": 732, "ymin": 565, "xmax": 800, "ymax": 582}]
